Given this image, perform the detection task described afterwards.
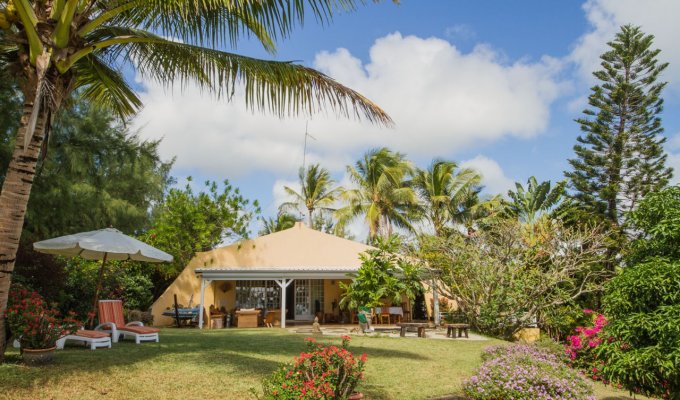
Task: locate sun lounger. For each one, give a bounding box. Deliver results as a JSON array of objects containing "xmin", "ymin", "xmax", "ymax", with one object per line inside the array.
[
  {"xmin": 56, "ymin": 329, "xmax": 112, "ymax": 350},
  {"xmin": 96, "ymin": 300, "xmax": 160, "ymax": 344}
]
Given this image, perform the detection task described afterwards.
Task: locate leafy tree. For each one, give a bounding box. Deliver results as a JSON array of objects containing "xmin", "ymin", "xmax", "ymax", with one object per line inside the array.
[
  {"xmin": 0, "ymin": 0, "xmax": 392, "ymax": 359},
  {"xmin": 280, "ymin": 164, "xmax": 342, "ymax": 228},
  {"xmin": 598, "ymin": 259, "xmax": 680, "ymax": 399},
  {"xmin": 413, "ymin": 159, "xmax": 481, "ymax": 236},
  {"xmin": 627, "ymin": 185, "xmax": 680, "ymax": 263},
  {"xmin": 339, "ymin": 236, "xmax": 423, "ymax": 310},
  {"xmin": 259, "ymin": 212, "xmax": 298, "ymax": 236},
  {"xmin": 565, "ymin": 25, "xmax": 672, "ymax": 231},
  {"xmin": 6, "ymin": 100, "xmax": 172, "ymax": 303},
  {"xmin": 0, "ymin": 72, "xmax": 21, "ymax": 179},
  {"xmin": 337, "ymin": 148, "xmax": 418, "ymax": 240},
  {"xmin": 142, "ymin": 178, "xmax": 259, "ymax": 296},
  {"xmin": 506, "ymin": 176, "xmax": 566, "ymax": 225},
  {"xmin": 416, "ymin": 219, "xmax": 611, "ymax": 338}
]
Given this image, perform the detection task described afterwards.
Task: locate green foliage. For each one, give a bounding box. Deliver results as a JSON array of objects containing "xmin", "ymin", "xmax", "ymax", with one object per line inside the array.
[
  {"xmin": 22, "ymin": 101, "xmax": 174, "ymax": 243},
  {"xmin": 259, "ymin": 212, "xmax": 298, "ymax": 236},
  {"xmin": 339, "ymin": 236, "xmax": 423, "ymax": 310},
  {"xmin": 0, "ymin": 71, "xmax": 21, "ymax": 182},
  {"xmin": 627, "ymin": 185, "xmax": 680, "ymax": 263},
  {"xmin": 143, "ymin": 178, "xmax": 259, "ymax": 293},
  {"xmin": 506, "ymin": 176, "xmax": 566, "ymax": 225},
  {"xmin": 565, "ymin": 25, "xmax": 672, "ymax": 229},
  {"xmin": 597, "ymin": 259, "xmax": 680, "ymax": 399},
  {"xmin": 416, "ymin": 220, "xmax": 611, "ymax": 338},
  {"xmin": 336, "ymin": 147, "xmax": 418, "ymax": 240},
  {"xmin": 413, "ymin": 159, "xmax": 481, "ymax": 236},
  {"xmin": 280, "ymin": 164, "xmax": 342, "ymax": 227}
]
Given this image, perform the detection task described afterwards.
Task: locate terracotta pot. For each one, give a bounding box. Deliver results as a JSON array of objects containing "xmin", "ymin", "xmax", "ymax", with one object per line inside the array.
[
  {"xmin": 22, "ymin": 346, "xmax": 57, "ymax": 365},
  {"xmin": 348, "ymin": 392, "xmax": 364, "ymax": 400}
]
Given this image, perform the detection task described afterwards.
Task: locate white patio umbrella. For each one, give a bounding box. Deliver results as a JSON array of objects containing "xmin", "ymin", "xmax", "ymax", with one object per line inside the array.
[{"xmin": 33, "ymin": 228, "xmax": 173, "ymax": 326}]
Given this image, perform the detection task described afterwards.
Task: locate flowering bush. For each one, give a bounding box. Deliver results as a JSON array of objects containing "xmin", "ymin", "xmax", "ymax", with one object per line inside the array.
[
  {"xmin": 260, "ymin": 336, "xmax": 367, "ymax": 399},
  {"xmin": 463, "ymin": 344, "xmax": 595, "ymax": 400},
  {"xmin": 4, "ymin": 285, "xmax": 80, "ymax": 349},
  {"xmin": 565, "ymin": 310, "xmax": 608, "ymax": 381}
]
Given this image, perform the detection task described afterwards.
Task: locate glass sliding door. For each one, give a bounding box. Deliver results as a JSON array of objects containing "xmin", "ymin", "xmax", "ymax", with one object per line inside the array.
[{"xmin": 294, "ymin": 279, "xmax": 324, "ymax": 321}]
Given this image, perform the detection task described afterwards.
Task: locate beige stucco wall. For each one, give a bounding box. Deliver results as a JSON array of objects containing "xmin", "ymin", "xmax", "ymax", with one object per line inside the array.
[{"xmin": 150, "ymin": 223, "xmax": 374, "ymax": 326}]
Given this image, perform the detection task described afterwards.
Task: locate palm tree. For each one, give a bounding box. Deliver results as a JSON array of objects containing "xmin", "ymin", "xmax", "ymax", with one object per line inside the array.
[
  {"xmin": 259, "ymin": 212, "xmax": 298, "ymax": 235},
  {"xmin": 280, "ymin": 164, "xmax": 342, "ymax": 227},
  {"xmin": 414, "ymin": 159, "xmax": 481, "ymax": 237},
  {"xmin": 0, "ymin": 0, "xmax": 392, "ymax": 359},
  {"xmin": 507, "ymin": 176, "xmax": 566, "ymax": 225},
  {"xmin": 336, "ymin": 147, "xmax": 418, "ymax": 240}
]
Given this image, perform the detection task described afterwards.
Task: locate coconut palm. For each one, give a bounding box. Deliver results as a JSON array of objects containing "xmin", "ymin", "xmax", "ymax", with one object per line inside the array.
[
  {"xmin": 414, "ymin": 159, "xmax": 481, "ymax": 237},
  {"xmin": 336, "ymin": 147, "xmax": 418, "ymax": 240},
  {"xmin": 280, "ymin": 164, "xmax": 342, "ymax": 228},
  {"xmin": 0, "ymin": 0, "xmax": 392, "ymax": 359},
  {"xmin": 259, "ymin": 212, "xmax": 298, "ymax": 236},
  {"xmin": 507, "ymin": 176, "xmax": 566, "ymax": 225}
]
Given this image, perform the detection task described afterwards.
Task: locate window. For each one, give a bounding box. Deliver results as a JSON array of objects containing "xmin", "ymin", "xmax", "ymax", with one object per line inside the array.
[{"xmin": 235, "ymin": 280, "xmax": 280, "ymax": 309}]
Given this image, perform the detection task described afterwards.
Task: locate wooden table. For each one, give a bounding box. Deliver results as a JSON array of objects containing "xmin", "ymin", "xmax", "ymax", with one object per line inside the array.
[
  {"xmin": 445, "ymin": 323, "xmax": 470, "ymax": 338},
  {"xmin": 235, "ymin": 309, "xmax": 260, "ymax": 328},
  {"xmin": 397, "ymin": 322, "xmax": 430, "ymax": 338}
]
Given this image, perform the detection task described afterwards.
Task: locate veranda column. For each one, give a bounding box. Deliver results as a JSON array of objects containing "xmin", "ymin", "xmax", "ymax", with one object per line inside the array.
[
  {"xmin": 275, "ymin": 279, "xmax": 294, "ymax": 328},
  {"xmin": 432, "ymin": 276, "xmax": 440, "ymax": 326},
  {"xmin": 198, "ymin": 278, "xmax": 207, "ymax": 329}
]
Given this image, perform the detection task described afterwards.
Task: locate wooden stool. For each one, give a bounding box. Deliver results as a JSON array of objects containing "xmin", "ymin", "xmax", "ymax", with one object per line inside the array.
[{"xmin": 445, "ymin": 323, "xmax": 470, "ymax": 338}]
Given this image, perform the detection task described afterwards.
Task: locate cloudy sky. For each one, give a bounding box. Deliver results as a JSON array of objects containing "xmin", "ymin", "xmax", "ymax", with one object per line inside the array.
[{"xmin": 130, "ymin": 0, "xmax": 680, "ymax": 238}]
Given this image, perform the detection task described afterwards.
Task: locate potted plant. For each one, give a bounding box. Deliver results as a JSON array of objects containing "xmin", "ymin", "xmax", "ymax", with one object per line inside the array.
[{"xmin": 4, "ymin": 285, "xmax": 80, "ymax": 365}]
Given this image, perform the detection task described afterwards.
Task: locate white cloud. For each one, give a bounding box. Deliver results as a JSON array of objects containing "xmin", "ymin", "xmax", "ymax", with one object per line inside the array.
[
  {"xmin": 570, "ymin": 0, "xmax": 680, "ymax": 91},
  {"xmin": 460, "ymin": 155, "xmax": 515, "ymax": 196},
  {"xmin": 444, "ymin": 24, "xmax": 476, "ymax": 41},
  {"xmin": 132, "ymin": 32, "xmax": 565, "ymax": 177}
]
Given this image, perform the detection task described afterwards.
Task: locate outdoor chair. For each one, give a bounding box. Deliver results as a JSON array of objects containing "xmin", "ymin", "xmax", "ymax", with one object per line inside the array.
[
  {"xmin": 96, "ymin": 300, "xmax": 160, "ymax": 344},
  {"xmin": 379, "ymin": 305, "xmax": 391, "ymax": 324},
  {"xmin": 56, "ymin": 329, "xmax": 112, "ymax": 350}
]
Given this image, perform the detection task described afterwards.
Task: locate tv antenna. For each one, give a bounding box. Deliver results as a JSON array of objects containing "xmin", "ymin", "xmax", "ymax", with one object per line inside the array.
[{"xmin": 302, "ymin": 121, "xmax": 316, "ymax": 173}]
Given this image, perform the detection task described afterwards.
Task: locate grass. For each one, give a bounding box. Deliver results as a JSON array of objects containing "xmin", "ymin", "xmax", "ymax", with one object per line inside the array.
[{"xmin": 0, "ymin": 328, "xmax": 645, "ymax": 400}]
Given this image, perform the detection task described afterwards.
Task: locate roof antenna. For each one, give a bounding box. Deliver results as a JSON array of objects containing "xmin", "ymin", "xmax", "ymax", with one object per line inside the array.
[{"xmin": 300, "ymin": 121, "xmax": 316, "ymax": 224}]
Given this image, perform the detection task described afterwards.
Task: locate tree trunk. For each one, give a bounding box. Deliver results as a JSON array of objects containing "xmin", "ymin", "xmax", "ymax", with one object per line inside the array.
[{"xmin": 0, "ymin": 101, "xmax": 47, "ymax": 361}]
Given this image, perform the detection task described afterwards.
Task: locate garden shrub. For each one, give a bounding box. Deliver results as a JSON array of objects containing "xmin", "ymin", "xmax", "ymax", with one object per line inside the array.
[
  {"xmin": 596, "ymin": 258, "xmax": 680, "ymax": 399},
  {"xmin": 565, "ymin": 310, "xmax": 608, "ymax": 382},
  {"xmin": 259, "ymin": 336, "xmax": 366, "ymax": 399},
  {"xmin": 463, "ymin": 344, "xmax": 594, "ymax": 400}
]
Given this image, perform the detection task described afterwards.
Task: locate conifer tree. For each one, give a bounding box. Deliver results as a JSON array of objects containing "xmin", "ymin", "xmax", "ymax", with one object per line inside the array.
[{"xmin": 566, "ymin": 25, "xmax": 672, "ymax": 230}]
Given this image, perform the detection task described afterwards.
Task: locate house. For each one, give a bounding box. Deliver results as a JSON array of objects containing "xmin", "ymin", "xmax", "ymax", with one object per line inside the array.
[{"xmin": 150, "ymin": 222, "xmax": 370, "ymax": 327}]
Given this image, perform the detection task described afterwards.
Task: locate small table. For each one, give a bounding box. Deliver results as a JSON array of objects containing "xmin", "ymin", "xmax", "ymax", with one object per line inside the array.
[
  {"xmin": 445, "ymin": 323, "xmax": 470, "ymax": 338},
  {"xmin": 235, "ymin": 309, "xmax": 260, "ymax": 328},
  {"xmin": 397, "ymin": 322, "xmax": 430, "ymax": 338}
]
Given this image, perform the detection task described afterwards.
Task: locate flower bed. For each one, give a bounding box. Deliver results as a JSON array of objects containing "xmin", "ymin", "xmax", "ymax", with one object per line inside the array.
[
  {"xmin": 463, "ymin": 344, "xmax": 595, "ymax": 400},
  {"xmin": 259, "ymin": 336, "xmax": 366, "ymax": 400}
]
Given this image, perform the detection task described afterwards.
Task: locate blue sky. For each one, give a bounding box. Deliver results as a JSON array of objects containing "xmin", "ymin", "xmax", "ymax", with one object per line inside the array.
[{"xmin": 130, "ymin": 0, "xmax": 680, "ymax": 238}]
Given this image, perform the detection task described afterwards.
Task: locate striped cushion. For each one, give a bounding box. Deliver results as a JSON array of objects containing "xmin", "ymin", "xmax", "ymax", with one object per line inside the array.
[
  {"xmin": 74, "ymin": 330, "xmax": 110, "ymax": 339},
  {"xmin": 122, "ymin": 325, "xmax": 160, "ymax": 335},
  {"xmin": 98, "ymin": 300, "xmax": 126, "ymax": 327}
]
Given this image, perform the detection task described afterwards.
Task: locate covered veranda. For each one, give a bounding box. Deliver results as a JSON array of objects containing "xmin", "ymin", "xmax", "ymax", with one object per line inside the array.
[{"xmin": 195, "ymin": 267, "xmax": 356, "ymax": 328}]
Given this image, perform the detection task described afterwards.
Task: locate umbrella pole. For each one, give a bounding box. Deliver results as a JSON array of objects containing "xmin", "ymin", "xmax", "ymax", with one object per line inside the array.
[{"xmin": 88, "ymin": 253, "xmax": 108, "ymax": 329}]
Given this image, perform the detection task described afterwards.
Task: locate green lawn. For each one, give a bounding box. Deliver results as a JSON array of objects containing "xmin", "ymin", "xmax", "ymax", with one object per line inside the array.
[{"xmin": 0, "ymin": 328, "xmax": 643, "ymax": 399}]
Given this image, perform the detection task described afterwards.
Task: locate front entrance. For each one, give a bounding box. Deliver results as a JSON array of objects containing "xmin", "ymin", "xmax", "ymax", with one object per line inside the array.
[{"xmin": 293, "ymin": 279, "xmax": 324, "ymax": 321}]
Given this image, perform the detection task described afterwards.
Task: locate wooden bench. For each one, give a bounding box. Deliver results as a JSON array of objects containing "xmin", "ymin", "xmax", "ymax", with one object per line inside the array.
[
  {"xmin": 445, "ymin": 323, "xmax": 470, "ymax": 338},
  {"xmin": 397, "ymin": 322, "xmax": 430, "ymax": 338}
]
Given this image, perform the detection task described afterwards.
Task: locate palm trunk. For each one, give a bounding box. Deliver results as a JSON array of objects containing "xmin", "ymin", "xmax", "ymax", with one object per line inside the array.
[{"xmin": 0, "ymin": 101, "xmax": 47, "ymax": 361}]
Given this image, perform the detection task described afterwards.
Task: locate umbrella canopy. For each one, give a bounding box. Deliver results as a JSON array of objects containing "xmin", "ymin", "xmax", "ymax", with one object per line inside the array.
[
  {"xmin": 34, "ymin": 228, "xmax": 172, "ymax": 262},
  {"xmin": 33, "ymin": 228, "xmax": 172, "ymax": 327}
]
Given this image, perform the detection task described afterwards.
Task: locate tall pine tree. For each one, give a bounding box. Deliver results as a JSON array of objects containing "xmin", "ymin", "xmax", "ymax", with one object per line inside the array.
[{"xmin": 566, "ymin": 25, "xmax": 672, "ymax": 230}]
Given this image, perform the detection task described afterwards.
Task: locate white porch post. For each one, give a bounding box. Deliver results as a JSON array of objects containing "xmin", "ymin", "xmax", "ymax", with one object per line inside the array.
[
  {"xmin": 198, "ymin": 278, "xmax": 208, "ymax": 329},
  {"xmin": 275, "ymin": 279, "xmax": 294, "ymax": 328},
  {"xmin": 432, "ymin": 276, "xmax": 440, "ymax": 326}
]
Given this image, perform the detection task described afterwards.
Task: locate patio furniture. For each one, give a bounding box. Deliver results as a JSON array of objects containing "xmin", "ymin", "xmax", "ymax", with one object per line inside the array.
[
  {"xmin": 401, "ymin": 302, "xmax": 411, "ymax": 322},
  {"xmin": 235, "ymin": 309, "xmax": 260, "ymax": 328},
  {"xmin": 56, "ymin": 329, "xmax": 112, "ymax": 350},
  {"xmin": 97, "ymin": 300, "xmax": 160, "ymax": 344},
  {"xmin": 445, "ymin": 323, "xmax": 470, "ymax": 338},
  {"xmin": 379, "ymin": 305, "xmax": 391, "ymax": 324},
  {"xmin": 397, "ymin": 322, "xmax": 431, "ymax": 338}
]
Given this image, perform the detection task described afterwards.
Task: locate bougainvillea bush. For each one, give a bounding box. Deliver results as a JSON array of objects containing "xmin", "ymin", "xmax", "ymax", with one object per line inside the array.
[
  {"xmin": 565, "ymin": 310, "xmax": 608, "ymax": 382},
  {"xmin": 260, "ymin": 336, "xmax": 366, "ymax": 399},
  {"xmin": 4, "ymin": 285, "xmax": 80, "ymax": 349},
  {"xmin": 463, "ymin": 344, "xmax": 595, "ymax": 400}
]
